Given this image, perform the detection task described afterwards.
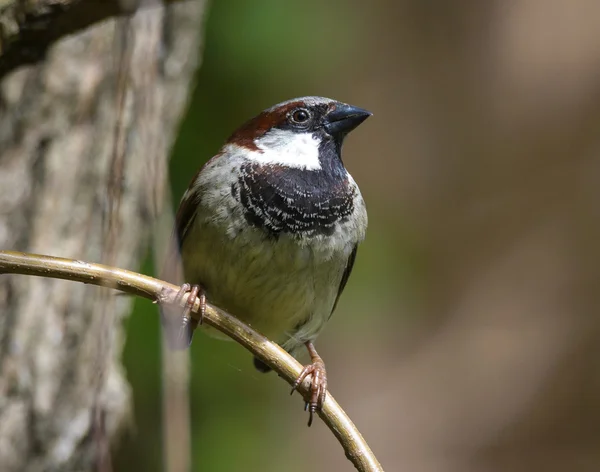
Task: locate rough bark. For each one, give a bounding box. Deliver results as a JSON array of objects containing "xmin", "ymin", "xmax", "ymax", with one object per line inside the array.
[
  {"xmin": 0, "ymin": 0, "xmax": 184, "ymax": 78},
  {"xmin": 0, "ymin": 1, "xmax": 206, "ymax": 470}
]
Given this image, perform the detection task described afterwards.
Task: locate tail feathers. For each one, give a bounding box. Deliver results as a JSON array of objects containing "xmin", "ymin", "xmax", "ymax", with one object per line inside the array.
[
  {"xmin": 157, "ymin": 225, "xmax": 195, "ymax": 350},
  {"xmin": 253, "ymin": 357, "xmax": 272, "ymax": 373},
  {"xmin": 160, "ymin": 307, "xmax": 197, "ymax": 350}
]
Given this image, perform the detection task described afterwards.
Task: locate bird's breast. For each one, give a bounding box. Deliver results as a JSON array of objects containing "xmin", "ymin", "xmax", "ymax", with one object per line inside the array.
[
  {"xmin": 234, "ymin": 162, "xmax": 356, "ymax": 239},
  {"xmin": 180, "ymin": 154, "xmax": 366, "ymax": 351},
  {"xmin": 181, "ymin": 216, "xmax": 352, "ymax": 349}
]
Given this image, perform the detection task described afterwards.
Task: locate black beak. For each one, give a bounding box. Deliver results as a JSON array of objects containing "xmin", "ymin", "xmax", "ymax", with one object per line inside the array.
[{"xmin": 324, "ymin": 103, "xmax": 372, "ymax": 137}]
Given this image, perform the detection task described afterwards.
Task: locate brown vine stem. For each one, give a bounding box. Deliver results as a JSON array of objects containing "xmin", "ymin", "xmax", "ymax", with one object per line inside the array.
[{"xmin": 0, "ymin": 250, "xmax": 384, "ymax": 472}]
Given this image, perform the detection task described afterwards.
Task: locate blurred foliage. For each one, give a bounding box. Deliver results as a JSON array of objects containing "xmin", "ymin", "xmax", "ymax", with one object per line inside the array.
[{"xmin": 114, "ymin": 1, "xmax": 369, "ymax": 470}]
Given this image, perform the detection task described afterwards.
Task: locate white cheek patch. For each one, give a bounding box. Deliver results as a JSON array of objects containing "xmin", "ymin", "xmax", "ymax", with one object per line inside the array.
[{"xmin": 250, "ymin": 129, "xmax": 322, "ymax": 170}]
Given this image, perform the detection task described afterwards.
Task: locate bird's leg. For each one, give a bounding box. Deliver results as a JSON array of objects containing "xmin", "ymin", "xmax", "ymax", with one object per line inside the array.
[
  {"xmin": 290, "ymin": 341, "xmax": 328, "ymax": 427},
  {"xmin": 173, "ymin": 283, "xmax": 206, "ymax": 347}
]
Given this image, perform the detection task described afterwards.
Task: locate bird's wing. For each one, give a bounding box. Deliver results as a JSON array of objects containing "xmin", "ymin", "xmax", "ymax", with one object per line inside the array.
[
  {"xmin": 162, "ymin": 170, "xmax": 203, "ymax": 285},
  {"xmin": 174, "ymin": 188, "xmax": 199, "ymax": 249},
  {"xmin": 160, "ymin": 166, "xmax": 208, "ymax": 349},
  {"xmin": 329, "ymin": 244, "xmax": 358, "ymax": 318},
  {"xmin": 174, "ymin": 153, "xmax": 223, "ymax": 247}
]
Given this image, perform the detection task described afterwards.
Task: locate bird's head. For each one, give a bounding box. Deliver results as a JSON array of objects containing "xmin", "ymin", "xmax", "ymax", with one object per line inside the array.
[{"xmin": 225, "ymin": 96, "xmax": 371, "ymax": 171}]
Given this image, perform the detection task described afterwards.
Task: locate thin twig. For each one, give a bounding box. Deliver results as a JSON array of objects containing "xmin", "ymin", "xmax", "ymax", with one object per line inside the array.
[{"xmin": 0, "ymin": 250, "xmax": 384, "ymax": 472}]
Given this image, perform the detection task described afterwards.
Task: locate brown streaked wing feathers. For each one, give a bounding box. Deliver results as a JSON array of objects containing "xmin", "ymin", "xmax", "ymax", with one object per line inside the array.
[
  {"xmin": 175, "ymin": 190, "xmax": 198, "ymax": 250},
  {"xmin": 160, "ymin": 162, "xmax": 210, "ymax": 349}
]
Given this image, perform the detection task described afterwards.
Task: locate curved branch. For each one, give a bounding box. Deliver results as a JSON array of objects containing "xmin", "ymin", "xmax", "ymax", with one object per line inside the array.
[{"xmin": 0, "ymin": 250, "xmax": 384, "ymax": 472}]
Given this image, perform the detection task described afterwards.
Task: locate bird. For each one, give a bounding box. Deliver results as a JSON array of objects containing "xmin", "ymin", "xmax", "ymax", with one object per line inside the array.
[{"xmin": 162, "ymin": 96, "xmax": 370, "ymax": 425}]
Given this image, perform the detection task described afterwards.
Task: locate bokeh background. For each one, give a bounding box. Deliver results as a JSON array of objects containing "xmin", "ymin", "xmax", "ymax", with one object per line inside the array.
[{"xmin": 115, "ymin": 1, "xmax": 600, "ymax": 471}]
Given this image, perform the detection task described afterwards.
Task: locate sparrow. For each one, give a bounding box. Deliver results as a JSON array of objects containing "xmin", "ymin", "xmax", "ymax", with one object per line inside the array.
[{"xmin": 163, "ymin": 96, "xmax": 370, "ymax": 425}]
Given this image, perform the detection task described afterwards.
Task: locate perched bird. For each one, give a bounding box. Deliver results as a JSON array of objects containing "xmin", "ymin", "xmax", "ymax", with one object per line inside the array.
[{"xmin": 163, "ymin": 96, "xmax": 370, "ymax": 424}]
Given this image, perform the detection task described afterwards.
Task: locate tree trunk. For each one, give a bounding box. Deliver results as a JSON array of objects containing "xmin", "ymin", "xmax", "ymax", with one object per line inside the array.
[{"xmin": 0, "ymin": 1, "xmax": 206, "ymax": 470}]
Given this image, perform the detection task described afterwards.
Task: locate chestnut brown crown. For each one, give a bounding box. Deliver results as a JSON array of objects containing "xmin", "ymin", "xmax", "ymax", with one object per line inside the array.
[{"xmin": 227, "ymin": 96, "xmax": 371, "ymax": 152}]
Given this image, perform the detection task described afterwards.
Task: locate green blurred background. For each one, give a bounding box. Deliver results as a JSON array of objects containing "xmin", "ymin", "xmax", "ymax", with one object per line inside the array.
[{"xmin": 115, "ymin": 1, "xmax": 600, "ymax": 471}]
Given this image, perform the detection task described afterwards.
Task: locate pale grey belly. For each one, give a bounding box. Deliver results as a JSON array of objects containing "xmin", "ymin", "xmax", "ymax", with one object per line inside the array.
[{"xmin": 181, "ymin": 219, "xmax": 349, "ymax": 353}]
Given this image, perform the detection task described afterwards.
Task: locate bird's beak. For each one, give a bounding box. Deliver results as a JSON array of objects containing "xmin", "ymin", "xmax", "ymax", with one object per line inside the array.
[{"xmin": 324, "ymin": 103, "xmax": 372, "ymax": 136}]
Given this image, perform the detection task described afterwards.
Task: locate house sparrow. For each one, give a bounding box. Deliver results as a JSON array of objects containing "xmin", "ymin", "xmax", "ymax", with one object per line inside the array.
[{"xmin": 164, "ymin": 96, "xmax": 370, "ymax": 425}]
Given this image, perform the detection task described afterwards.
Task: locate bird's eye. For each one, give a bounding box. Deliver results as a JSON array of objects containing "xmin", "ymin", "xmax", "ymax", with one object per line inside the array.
[{"xmin": 291, "ymin": 108, "xmax": 311, "ymax": 124}]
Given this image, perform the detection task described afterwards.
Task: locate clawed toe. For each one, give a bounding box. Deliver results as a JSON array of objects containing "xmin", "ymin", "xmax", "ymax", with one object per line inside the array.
[
  {"xmin": 290, "ymin": 342, "xmax": 328, "ymax": 427},
  {"xmin": 166, "ymin": 283, "xmax": 206, "ymax": 348}
]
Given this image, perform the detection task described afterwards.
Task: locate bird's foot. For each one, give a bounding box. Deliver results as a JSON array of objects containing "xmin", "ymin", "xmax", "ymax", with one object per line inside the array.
[
  {"xmin": 290, "ymin": 342, "xmax": 327, "ymax": 427},
  {"xmin": 171, "ymin": 283, "xmax": 206, "ymax": 347}
]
